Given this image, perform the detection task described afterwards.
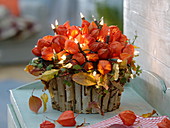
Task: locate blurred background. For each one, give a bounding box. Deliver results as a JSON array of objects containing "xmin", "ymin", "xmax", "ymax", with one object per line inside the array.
[{"xmin": 0, "ymin": 0, "xmax": 123, "ymax": 127}]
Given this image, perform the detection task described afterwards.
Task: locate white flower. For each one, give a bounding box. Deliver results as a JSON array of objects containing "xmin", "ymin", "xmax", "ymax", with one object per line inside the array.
[
  {"xmin": 92, "ymin": 71, "xmax": 97, "ymax": 76},
  {"xmin": 130, "ymin": 74, "xmax": 134, "ymax": 79},
  {"xmin": 61, "ymin": 55, "xmax": 66, "ymax": 60},
  {"xmin": 63, "ymin": 63, "xmax": 73, "ymax": 68},
  {"xmin": 117, "ymin": 59, "xmax": 122, "ymax": 62},
  {"xmin": 134, "ymin": 50, "xmax": 140, "ymax": 56}
]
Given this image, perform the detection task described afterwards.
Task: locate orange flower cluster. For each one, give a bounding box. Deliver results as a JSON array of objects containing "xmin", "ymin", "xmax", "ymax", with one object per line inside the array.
[{"xmin": 31, "ymin": 17, "xmax": 135, "ymax": 75}]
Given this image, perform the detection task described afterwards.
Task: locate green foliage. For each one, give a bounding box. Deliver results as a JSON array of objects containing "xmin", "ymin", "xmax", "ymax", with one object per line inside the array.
[
  {"xmin": 95, "ymin": 1, "xmax": 123, "ymax": 31},
  {"xmin": 63, "ymin": 80, "xmax": 72, "ymax": 87},
  {"xmin": 72, "ymin": 65, "xmax": 82, "ymax": 70},
  {"xmin": 46, "ymin": 64, "xmax": 54, "ymax": 70}
]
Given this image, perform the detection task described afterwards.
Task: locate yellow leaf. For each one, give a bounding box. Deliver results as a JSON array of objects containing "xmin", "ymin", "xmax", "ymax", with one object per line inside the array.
[
  {"xmin": 95, "ymin": 74, "xmax": 109, "ymax": 90},
  {"xmin": 131, "ymin": 60, "xmax": 137, "ymax": 71},
  {"xmin": 134, "ymin": 45, "xmax": 140, "ymax": 49},
  {"xmin": 29, "ymin": 95, "xmax": 42, "ymax": 113},
  {"xmin": 141, "ymin": 110, "xmax": 157, "ymax": 118},
  {"xmin": 112, "ymin": 64, "xmax": 119, "ymax": 81},
  {"xmin": 119, "ymin": 60, "xmax": 128, "ymax": 69},
  {"xmin": 40, "ymin": 93, "xmax": 48, "ymax": 112},
  {"xmin": 37, "ymin": 69, "xmax": 59, "ymax": 82},
  {"xmin": 72, "ymin": 72, "xmax": 96, "ymax": 86}
]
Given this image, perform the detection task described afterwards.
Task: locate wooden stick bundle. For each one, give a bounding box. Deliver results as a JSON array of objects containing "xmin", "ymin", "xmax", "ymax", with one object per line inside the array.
[{"xmin": 48, "ymin": 75, "xmax": 123, "ymax": 113}]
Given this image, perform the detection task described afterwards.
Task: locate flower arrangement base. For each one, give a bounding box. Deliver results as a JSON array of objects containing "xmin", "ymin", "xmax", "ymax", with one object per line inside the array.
[{"xmin": 44, "ymin": 75, "xmax": 123, "ymax": 114}]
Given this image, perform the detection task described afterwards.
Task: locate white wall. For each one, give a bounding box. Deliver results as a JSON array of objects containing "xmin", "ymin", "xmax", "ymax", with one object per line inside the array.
[{"xmin": 124, "ymin": 0, "xmax": 170, "ymax": 87}]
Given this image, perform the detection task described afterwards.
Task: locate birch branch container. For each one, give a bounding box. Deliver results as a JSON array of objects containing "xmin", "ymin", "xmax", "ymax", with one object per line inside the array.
[{"xmin": 45, "ymin": 75, "xmax": 124, "ymax": 114}]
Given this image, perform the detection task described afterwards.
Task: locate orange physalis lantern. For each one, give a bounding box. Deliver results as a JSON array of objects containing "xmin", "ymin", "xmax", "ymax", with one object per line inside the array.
[
  {"xmin": 98, "ymin": 48, "xmax": 110, "ymax": 59},
  {"xmin": 72, "ymin": 53, "xmax": 85, "ymax": 65},
  {"xmin": 119, "ymin": 110, "xmax": 137, "ymax": 126},
  {"xmin": 97, "ymin": 60, "xmax": 111, "ymax": 75},
  {"xmin": 64, "ymin": 40, "xmax": 80, "ymax": 54},
  {"xmin": 56, "ymin": 111, "xmax": 76, "ymax": 127},
  {"xmin": 41, "ymin": 47, "xmax": 54, "ymax": 61},
  {"xmin": 84, "ymin": 62, "xmax": 94, "ymax": 71}
]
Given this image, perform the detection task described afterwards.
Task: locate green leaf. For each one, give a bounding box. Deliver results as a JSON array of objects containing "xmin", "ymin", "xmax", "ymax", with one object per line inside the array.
[
  {"xmin": 37, "ymin": 63, "xmax": 43, "ymax": 69},
  {"xmin": 136, "ymin": 65, "xmax": 142, "ymax": 75},
  {"xmin": 60, "ymin": 68, "xmax": 67, "ymax": 73},
  {"xmin": 120, "ymin": 77, "xmax": 127, "ymax": 84},
  {"xmin": 72, "ymin": 65, "xmax": 82, "ymax": 70},
  {"xmin": 63, "ymin": 80, "xmax": 72, "ymax": 87},
  {"xmin": 104, "ymin": 90, "xmax": 109, "ymax": 93},
  {"xmin": 46, "ymin": 64, "xmax": 54, "ymax": 70}
]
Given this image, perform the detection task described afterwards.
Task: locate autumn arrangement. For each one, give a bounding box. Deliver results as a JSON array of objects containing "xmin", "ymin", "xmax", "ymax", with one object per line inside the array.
[{"xmin": 25, "ymin": 13, "xmax": 142, "ymax": 114}]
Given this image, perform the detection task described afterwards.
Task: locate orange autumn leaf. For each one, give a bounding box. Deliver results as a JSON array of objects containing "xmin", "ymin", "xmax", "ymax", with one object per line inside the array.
[
  {"xmin": 97, "ymin": 60, "xmax": 111, "ymax": 75},
  {"xmin": 72, "ymin": 53, "xmax": 85, "ymax": 65},
  {"xmin": 29, "ymin": 90, "xmax": 42, "ymax": 113},
  {"xmin": 64, "ymin": 40, "xmax": 80, "ymax": 54},
  {"xmin": 24, "ymin": 65, "xmax": 43, "ymax": 76},
  {"xmin": 72, "ymin": 72, "xmax": 96, "ymax": 86}
]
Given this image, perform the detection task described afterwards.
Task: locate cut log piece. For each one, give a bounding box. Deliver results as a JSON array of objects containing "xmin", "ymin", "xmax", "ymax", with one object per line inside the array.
[
  {"xmin": 102, "ymin": 92, "xmax": 110, "ymax": 112},
  {"xmin": 82, "ymin": 86, "xmax": 91, "ymax": 113},
  {"xmin": 74, "ymin": 83, "xmax": 82, "ymax": 113},
  {"xmin": 65, "ymin": 76, "xmax": 75, "ymax": 110},
  {"xmin": 92, "ymin": 88, "xmax": 101, "ymax": 113},
  {"xmin": 57, "ymin": 77, "xmax": 66, "ymax": 112},
  {"xmin": 47, "ymin": 75, "xmax": 123, "ymax": 113}
]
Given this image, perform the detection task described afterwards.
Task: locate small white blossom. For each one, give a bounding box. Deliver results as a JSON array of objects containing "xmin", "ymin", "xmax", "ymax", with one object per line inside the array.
[
  {"xmin": 134, "ymin": 50, "xmax": 140, "ymax": 56},
  {"xmin": 117, "ymin": 59, "xmax": 122, "ymax": 62},
  {"xmin": 93, "ymin": 71, "xmax": 97, "ymax": 76},
  {"xmin": 58, "ymin": 60, "xmax": 64, "ymax": 64},
  {"xmin": 130, "ymin": 74, "xmax": 134, "ymax": 79},
  {"xmin": 61, "ymin": 55, "xmax": 66, "ymax": 60},
  {"xmin": 32, "ymin": 57, "xmax": 38, "ymax": 61},
  {"xmin": 63, "ymin": 63, "xmax": 73, "ymax": 68}
]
